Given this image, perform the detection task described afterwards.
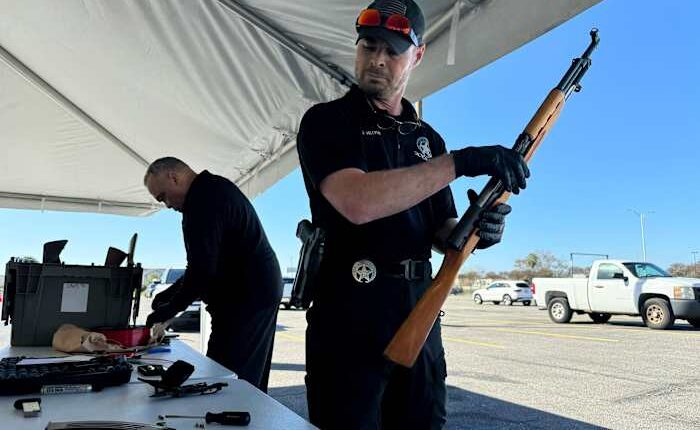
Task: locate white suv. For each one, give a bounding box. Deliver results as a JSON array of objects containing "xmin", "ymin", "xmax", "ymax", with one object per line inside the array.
[{"xmin": 472, "ymin": 280, "xmax": 533, "ymax": 306}]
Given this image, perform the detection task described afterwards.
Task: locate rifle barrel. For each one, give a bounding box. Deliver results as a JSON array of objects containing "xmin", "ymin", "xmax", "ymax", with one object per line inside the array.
[{"xmin": 556, "ymin": 28, "xmax": 600, "ymax": 95}]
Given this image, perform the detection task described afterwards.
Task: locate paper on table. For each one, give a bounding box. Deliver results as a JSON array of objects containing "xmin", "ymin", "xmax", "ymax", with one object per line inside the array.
[{"xmin": 17, "ymin": 355, "xmax": 95, "ymax": 365}]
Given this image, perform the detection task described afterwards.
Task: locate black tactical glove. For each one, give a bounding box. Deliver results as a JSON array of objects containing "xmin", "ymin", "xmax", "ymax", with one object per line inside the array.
[
  {"xmin": 468, "ymin": 189, "xmax": 512, "ymax": 249},
  {"xmin": 452, "ymin": 145, "xmax": 530, "ymax": 194},
  {"xmin": 146, "ymin": 310, "xmax": 164, "ymax": 328},
  {"xmin": 146, "ymin": 306, "xmax": 177, "ymax": 328}
]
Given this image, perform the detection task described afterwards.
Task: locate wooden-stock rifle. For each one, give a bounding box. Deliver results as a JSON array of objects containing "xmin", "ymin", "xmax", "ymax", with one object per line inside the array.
[{"xmin": 384, "ymin": 29, "xmax": 600, "ymax": 367}]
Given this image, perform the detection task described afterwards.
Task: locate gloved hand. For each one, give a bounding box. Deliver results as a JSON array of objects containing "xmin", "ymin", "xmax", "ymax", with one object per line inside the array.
[
  {"xmin": 150, "ymin": 322, "xmax": 168, "ymax": 344},
  {"xmin": 468, "ymin": 189, "xmax": 512, "ymax": 249},
  {"xmin": 146, "ymin": 307, "xmax": 174, "ymax": 328},
  {"xmin": 451, "ymin": 145, "xmax": 530, "ymax": 194}
]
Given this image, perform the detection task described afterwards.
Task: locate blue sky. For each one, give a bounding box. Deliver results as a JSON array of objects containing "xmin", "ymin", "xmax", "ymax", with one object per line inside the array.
[{"xmin": 1, "ymin": 0, "xmax": 698, "ymax": 274}]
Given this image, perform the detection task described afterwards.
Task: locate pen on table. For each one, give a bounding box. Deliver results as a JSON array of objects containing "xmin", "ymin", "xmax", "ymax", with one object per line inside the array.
[{"xmin": 145, "ymin": 347, "xmax": 171, "ymax": 354}]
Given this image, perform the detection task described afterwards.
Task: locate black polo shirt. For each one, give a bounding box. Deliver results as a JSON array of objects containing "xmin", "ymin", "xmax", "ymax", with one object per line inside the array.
[{"xmin": 297, "ymin": 85, "xmax": 457, "ymax": 263}]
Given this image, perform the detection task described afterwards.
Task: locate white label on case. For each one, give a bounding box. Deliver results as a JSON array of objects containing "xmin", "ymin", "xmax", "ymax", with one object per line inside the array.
[{"xmin": 60, "ymin": 283, "xmax": 89, "ymax": 312}]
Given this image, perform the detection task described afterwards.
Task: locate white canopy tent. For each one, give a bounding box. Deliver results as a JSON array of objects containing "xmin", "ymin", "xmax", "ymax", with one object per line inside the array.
[{"xmin": 0, "ymin": 0, "xmax": 601, "ymax": 216}]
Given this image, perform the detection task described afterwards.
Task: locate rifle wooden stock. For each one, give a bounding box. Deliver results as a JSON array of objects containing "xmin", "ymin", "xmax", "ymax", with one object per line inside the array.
[
  {"xmin": 384, "ymin": 90, "xmax": 566, "ymax": 368},
  {"xmin": 383, "ymin": 231, "xmax": 482, "ymax": 367}
]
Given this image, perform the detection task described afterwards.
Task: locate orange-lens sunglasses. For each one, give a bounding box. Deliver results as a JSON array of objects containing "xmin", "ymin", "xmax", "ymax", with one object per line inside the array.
[{"xmin": 356, "ymin": 8, "xmax": 419, "ymax": 46}]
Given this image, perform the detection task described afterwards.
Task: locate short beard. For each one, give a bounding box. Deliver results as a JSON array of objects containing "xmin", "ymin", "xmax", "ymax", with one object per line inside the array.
[
  {"xmin": 357, "ymin": 79, "xmax": 386, "ymax": 98},
  {"xmin": 357, "ymin": 73, "xmax": 408, "ymax": 101}
]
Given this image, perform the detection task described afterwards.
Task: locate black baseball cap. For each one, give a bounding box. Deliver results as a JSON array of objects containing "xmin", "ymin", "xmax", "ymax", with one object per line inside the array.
[{"xmin": 356, "ymin": 0, "xmax": 425, "ymax": 54}]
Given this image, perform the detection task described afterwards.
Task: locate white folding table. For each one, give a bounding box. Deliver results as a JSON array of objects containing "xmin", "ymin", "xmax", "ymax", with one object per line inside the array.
[
  {"xmin": 0, "ymin": 340, "xmax": 317, "ymax": 429},
  {"xmin": 3, "ymin": 378, "xmax": 316, "ymax": 429}
]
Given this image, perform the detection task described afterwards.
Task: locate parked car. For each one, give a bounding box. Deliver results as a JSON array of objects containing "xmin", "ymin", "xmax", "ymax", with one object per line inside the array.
[
  {"xmin": 168, "ymin": 301, "xmax": 201, "ymax": 332},
  {"xmin": 472, "ymin": 280, "xmax": 533, "ymax": 306},
  {"xmin": 145, "ymin": 268, "xmax": 185, "ymax": 298},
  {"xmin": 533, "ymin": 259, "xmax": 700, "ymax": 329},
  {"xmin": 280, "ymin": 277, "xmax": 297, "ymax": 310}
]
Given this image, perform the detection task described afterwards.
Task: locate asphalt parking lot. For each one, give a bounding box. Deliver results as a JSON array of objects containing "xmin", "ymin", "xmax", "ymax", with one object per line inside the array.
[
  {"xmin": 2, "ymin": 295, "xmax": 698, "ymax": 429},
  {"xmin": 268, "ymin": 295, "xmax": 700, "ymax": 430}
]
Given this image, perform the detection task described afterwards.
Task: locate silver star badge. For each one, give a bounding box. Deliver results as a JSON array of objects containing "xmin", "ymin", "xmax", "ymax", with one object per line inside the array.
[{"xmin": 352, "ymin": 259, "xmax": 377, "ymax": 284}]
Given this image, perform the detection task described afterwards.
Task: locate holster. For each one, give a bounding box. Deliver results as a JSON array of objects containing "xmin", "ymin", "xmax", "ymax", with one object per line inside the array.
[{"xmin": 290, "ymin": 219, "xmax": 325, "ymax": 309}]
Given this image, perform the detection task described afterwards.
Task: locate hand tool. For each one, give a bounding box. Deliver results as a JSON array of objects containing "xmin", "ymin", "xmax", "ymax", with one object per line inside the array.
[{"xmin": 158, "ymin": 411, "xmax": 250, "ymax": 426}]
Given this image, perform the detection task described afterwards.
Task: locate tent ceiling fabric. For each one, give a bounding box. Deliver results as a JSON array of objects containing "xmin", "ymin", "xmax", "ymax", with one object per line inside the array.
[{"xmin": 0, "ymin": 0, "xmax": 600, "ymax": 216}]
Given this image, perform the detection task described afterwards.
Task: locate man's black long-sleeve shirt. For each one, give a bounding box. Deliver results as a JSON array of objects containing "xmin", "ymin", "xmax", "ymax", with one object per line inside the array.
[{"xmin": 152, "ymin": 171, "xmax": 282, "ymax": 322}]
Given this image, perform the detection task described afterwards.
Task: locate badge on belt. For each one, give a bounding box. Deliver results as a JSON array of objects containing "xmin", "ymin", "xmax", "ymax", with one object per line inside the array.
[{"xmin": 352, "ymin": 259, "xmax": 377, "ymax": 284}]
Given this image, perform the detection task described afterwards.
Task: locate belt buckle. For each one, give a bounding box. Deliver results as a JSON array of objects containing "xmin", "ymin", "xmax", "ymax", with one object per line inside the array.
[{"xmin": 400, "ymin": 259, "xmax": 417, "ymax": 280}]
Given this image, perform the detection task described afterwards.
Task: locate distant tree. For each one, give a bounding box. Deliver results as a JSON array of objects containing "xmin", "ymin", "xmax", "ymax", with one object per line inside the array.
[
  {"xmin": 524, "ymin": 253, "xmax": 539, "ymax": 269},
  {"xmin": 457, "ymin": 270, "xmax": 482, "ymax": 287},
  {"xmin": 142, "ymin": 270, "xmax": 164, "ymax": 287},
  {"xmin": 462, "ymin": 270, "xmax": 482, "ymax": 279},
  {"xmin": 693, "ymin": 263, "xmax": 700, "ymax": 278},
  {"xmin": 513, "ymin": 251, "xmax": 567, "ymax": 279},
  {"xmin": 571, "ymin": 265, "xmax": 591, "ymax": 278},
  {"xmin": 454, "ymin": 251, "xmax": 582, "ymax": 293},
  {"xmin": 668, "ymin": 263, "xmax": 689, "ymax": 277}
]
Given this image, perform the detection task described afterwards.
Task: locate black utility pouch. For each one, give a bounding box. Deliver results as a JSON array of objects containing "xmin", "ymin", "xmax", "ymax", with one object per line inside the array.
[{"xmin": 290, "ymin": 220, "xmax": 325, "ymax": 309}]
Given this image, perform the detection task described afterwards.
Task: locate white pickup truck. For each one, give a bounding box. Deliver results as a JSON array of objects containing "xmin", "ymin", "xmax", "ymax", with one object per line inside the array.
[{"xmin": 533, "ymin": 260, "xmax": 700, "ymax": 329}]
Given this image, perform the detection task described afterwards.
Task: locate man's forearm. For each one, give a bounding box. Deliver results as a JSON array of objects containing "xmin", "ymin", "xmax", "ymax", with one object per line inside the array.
[
  {"xmin": 159, "ymin": 270, "xmax": 203, "ymax": 316},
  {"xmin": 322, "ymin": 154, "xmax": 456, "ymax": 224}
]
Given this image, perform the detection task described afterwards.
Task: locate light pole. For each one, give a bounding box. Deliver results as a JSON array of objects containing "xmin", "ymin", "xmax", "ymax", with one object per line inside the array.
[
  {"xmin": 692, "ymin": 251, "xmax": 699, "ymax": 277},
  {"xmin": 628, "ymin": 209, "xmax": 654, "ymax": 261}
]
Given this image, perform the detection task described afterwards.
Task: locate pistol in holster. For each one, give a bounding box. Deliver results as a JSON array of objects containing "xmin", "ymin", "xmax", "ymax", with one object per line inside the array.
[{"xmin": 290, "ymin": 219, "xmax": 325, "ymax": 309}]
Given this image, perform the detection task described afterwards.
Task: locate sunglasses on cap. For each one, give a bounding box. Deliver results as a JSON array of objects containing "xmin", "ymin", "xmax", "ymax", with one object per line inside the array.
[{"xmin": 356, "ymin": 8, "xmax": 420, "ymax": 47}]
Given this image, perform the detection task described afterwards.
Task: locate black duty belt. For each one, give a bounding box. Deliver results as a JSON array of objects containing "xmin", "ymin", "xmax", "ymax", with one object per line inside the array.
[{"xmin": 347, "ymin": 257, "xmax": 432, "ymax": 284}]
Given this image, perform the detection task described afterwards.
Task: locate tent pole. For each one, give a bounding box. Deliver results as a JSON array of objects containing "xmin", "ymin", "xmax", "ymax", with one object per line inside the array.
[
  {"xmin": 237, "ymin": 133, "xmax": 297, "ymax": 188},
  {"xmin": 0, "ymin": 44, "xmax": 150, "ymax": 167},
  {"xmin": 415, "ymin": 100, "xmax": 423, "ymax": 120},
  {"xmin": 217, "ymin": 0, "xmax": 355, "ymax": 88},
  {"xmin": 0, "ymin": 191, "xmax": 158, "ymax": 212}
]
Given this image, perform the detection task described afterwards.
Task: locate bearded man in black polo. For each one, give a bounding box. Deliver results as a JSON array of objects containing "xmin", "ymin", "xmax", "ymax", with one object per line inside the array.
[{"xmin": 297, "ymin": 0, "xmax": 529, "ymax": 428}]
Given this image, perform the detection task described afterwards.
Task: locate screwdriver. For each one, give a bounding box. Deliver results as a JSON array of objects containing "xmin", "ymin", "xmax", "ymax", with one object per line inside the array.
[{"xmin": 158, "ymin": 411, "xmax": 251, "ymax": 426}]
